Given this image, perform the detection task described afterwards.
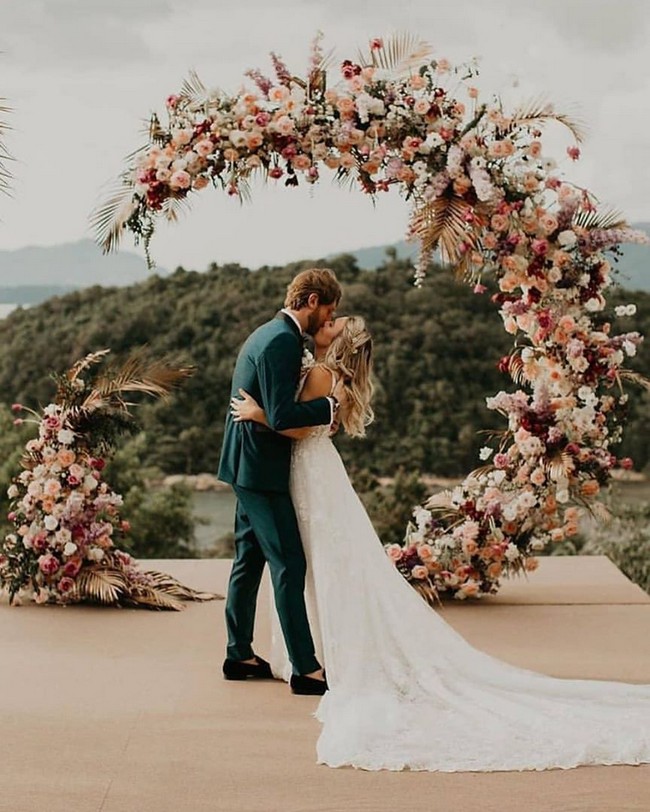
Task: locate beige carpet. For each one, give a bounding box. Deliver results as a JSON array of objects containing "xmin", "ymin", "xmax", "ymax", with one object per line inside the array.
[{"xmin": 0, "ymin": 556, "xmax": 648, "ymax": 812}]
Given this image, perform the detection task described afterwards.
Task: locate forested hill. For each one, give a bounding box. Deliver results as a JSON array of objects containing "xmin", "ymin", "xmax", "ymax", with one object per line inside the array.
[{"xmin": 0, "ymin": 254, "xmax": 648, "ymax": 477}]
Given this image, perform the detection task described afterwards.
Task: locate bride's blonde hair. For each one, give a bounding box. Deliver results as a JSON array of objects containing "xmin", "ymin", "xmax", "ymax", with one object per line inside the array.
[{"xmin": 323, "ymin": 316, "xmax": 374, "ymax": 438}]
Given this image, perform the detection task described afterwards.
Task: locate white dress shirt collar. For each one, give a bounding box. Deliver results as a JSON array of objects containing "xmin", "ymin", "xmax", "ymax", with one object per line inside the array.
[{"xmin": 280, "ymin": 308, "xmax": 304, "ymax": 337}]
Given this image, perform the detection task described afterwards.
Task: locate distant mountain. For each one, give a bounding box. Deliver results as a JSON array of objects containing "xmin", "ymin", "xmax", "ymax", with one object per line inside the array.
[
  {"xmin": 0, "ymin": 239, "xmax": 167, "ymax": 298},
  {"xmin": 335, "ymin": 223, "xmax": 650, "ymax": 292}
]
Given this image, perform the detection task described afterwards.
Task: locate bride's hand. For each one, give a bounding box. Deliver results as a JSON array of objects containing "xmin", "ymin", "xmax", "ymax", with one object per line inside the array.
[{"xmin": 230, "ymin": 389, "xmax": 263, "ymax": 423}]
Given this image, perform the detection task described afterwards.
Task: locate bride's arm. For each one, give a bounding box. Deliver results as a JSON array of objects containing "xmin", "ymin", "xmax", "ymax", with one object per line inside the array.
[{"xmin": 231, "ymin": 368, "xmax": 336, "ymax": 439}]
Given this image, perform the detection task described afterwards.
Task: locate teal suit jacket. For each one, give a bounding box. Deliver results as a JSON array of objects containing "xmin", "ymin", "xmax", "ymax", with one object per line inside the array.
[{"xmin": 217, "ymin": 313, "xmax": 331, "ymax": 492}]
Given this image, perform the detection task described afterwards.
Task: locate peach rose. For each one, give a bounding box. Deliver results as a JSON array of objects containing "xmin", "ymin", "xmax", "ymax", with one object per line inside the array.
[
  {"xmin": 336, "ymin": 97, "xmax": 356, "ymax": 114},
  {"xmin": 57, "ymin": 449, "xmax": 75, "ymax": 468},
  {"xmin": 269, "ymin": 86, "xmax": 290, "ymax": 103},
  {"xmin": 411, "ymin": 565, "xmax": 429, "ymax": 580},
  {"xmin": 292, "ymin": 154, "xmax": 311, "ymax": 171},
  {"xmin": 409, "ymin": 74, "xmax": 426, "ymax": 90},
  {"xmin": 487, "ymin": 562, "xmax": 502, "ymax": 579},
  {"xmin": 462, "ymin": 539, "xmax": 478, "ymax": 557},
  {"xmin": 414, "ymin": 98, "xmax": 430, "ymax": 115},
  {"xmin": 193, "ymin": 176, "xmax": 209, "ymax": 191},
  {"xmin": 386, "ymin": 544, "xmax": 402, "ymax": 561},
  {"xmin": 524, "ymin": 557, "xmax": 539, "ymax": 572},
  {"xmin": 580, "ymin": 480, "xmax": 600, "ymax": 497}
]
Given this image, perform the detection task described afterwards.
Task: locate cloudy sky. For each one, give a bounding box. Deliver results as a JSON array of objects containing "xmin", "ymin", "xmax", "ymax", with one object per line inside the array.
[{"xmin": 0, "ymin": 0, "xmax": 649, "ymax": 272}]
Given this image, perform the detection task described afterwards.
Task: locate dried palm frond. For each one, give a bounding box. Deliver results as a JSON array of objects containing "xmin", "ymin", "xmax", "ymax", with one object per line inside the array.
[
  {"xmin": 126, "ymin": 586, "xmax": 187, "ymax": 611},
  {"xmin": 507, "ymin": 96, "xmax": 587, "ymax": 143},
  {"xmin": 409, "ymin": 196, "xmax": 480, "ymax": 275},
  {"xmin": 545, "ymin": 450, "xmax": 575, "ymax": 481},
  {"xmin": 90, "ymin": 176, "xmax": 138, "ymax": 255},
  {"xmin": 468, "ymin": 464, "xmax": 497, "ymax": 480},
  {"xmin": 358, "ymin": 32, "xmax": 432, "ymax": 77},
  {"xmin": 73, "ymin": 567, "xmax": 127, "ymax": 604},
  {"xmin": 589, "ymin": 500, "xmax": 612, "ymax": 523},
  {"xmin": 92, "ymin": 352, "xmax": 194, "ymax": 405},
  {"xmin": 411, "ymin": 579, "xmax": 441, "ymax": 607},
  {"xmin": 506, "ymin": 354, "xmax": 526, "ymax": 385},
  {"xmin": 0, "ymin": 98, "xmax": 12, "ymax": 196},
  {"xmin": 425, "ymin": 489, "xmax": 454, "ymax": 509},
  {"xmin": 617, "ymin": 369, "xmax": 650, "ymax": 390},
  {"xmin": 161, "ymin": 194, "xmax": 192, "ymax": 223},
  {"xmin": 142, "ymin": 570, "xmax": 220, "ymax": 602},
  {"xmin": 178, "ymin": 70, "xmax": 222, "ymax": 112},
  {"xmin": 67, "ymin": 350, "xmax": 111, "ymax": 383},
  {"xmin": 572, "ymin": 205, "xmax": 627, "ymax": 231}
]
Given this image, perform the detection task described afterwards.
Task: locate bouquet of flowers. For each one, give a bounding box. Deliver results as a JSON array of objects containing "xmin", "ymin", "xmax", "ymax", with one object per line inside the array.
[{"xmin": 0, "ymin": 350, "xmax": 218, "ymax": 609}]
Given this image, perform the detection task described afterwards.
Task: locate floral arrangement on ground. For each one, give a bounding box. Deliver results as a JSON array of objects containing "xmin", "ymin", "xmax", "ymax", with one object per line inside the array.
[
  {"xmin": 0, "ymin": 350, "xmax": 220, "ymax": 609},
  {"xmin": 93, "ymin": 32, "xmax": 649, "ymax": 600}
]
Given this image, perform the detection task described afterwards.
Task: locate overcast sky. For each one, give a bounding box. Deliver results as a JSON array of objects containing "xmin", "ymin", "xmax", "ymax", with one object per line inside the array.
[{"xmin": 0, "ymin": 0, "xmax": 649, "ymax": 272}]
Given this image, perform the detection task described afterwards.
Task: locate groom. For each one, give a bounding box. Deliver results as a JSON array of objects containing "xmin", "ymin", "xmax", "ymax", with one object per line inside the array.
[{"xmin": 218, "ymin": 268, "xmax": 343, "ymax": 695}]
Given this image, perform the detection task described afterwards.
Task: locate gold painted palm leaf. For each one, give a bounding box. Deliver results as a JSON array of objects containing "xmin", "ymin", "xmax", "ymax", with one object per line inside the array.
[
  {"xmin": 142, "ymin": 570, "xmax": 221, "ymax": 602},
  {"xmin": 73, "ymin": 567, "xmax": 128, "ymax": 604},
  {"xmin": 410, "ymin": 196, "xmax": 480, "ymax": 275},
  {"xmin": 545, "ymin": 451, "xmax": 575, "ymax": 481}
]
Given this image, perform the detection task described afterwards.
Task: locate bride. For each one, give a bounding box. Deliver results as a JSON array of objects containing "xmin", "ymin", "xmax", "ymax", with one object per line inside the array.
[{"xmin": 230, "ymin": 315, "xmax": 650, "ymax": 773}]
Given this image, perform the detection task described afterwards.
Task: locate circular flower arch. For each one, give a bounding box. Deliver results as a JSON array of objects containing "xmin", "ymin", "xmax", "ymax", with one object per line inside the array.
[{"xmin": 94, "ymin": 32, "xmax": 649, "ymax": 600}]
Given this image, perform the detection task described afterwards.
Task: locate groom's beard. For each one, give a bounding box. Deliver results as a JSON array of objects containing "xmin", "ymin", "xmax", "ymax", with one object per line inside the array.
[{"xmin": 305, "ymin": 310, "xmax": 323, "ymax": 336}]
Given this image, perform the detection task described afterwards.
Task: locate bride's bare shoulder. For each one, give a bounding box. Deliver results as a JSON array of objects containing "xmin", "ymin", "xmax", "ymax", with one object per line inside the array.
[{"xmin": 300, "ymin": 364, "xmax": 336, "ymax": 400}]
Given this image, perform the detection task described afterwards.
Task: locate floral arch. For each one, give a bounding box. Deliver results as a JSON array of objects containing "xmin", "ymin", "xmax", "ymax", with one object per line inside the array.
[{"xmin": 94, "ymin": 33, "xmax": 648, "ymax": 600}]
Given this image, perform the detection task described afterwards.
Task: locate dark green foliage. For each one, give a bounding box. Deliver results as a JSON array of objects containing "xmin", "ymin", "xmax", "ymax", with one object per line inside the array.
[{"xmin": 0, "ymin": 253, "xmax": 648, "ymax": 478}]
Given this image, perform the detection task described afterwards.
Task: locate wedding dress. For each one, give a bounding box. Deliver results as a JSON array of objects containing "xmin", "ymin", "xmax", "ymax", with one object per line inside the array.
[{"xmin": 269, "ymin": 423, "xmax": 650, "ymax": 772}]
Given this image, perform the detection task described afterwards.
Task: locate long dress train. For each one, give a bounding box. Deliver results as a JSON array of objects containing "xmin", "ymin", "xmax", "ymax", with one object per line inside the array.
[{"xmin": 270, "ymin": 426, "xmax": 650, "ymax": 772}]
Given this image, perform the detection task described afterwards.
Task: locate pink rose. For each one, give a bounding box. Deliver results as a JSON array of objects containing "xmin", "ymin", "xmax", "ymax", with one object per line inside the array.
[
  {"xmin": 386, "ymin": 544, "xmax": 403, "ymax": 561},
  {"xmin": 57, "ymin": 576, "xmax": 76, "ymax": 594},
  {"xmin": 62, "ymin": 558, "xmax": 82, "ymax": 578},
  {"xmin": 169, "ymin": 170, "xmax": 191, "ymax": 190},
  {"xmin": 531, "ymin": 238, "xmax": 548, "ymax": 256},
  {"xmin": 38, "ymin": 553, "xmax": 60, "ymax": 576},
  {"xmin": 494, "ymin": 453, "xmax": 509, "ymax": 469},
  {"xmin": 566, "ymin": 146, "xmax": 580, "ymax": 161},
  {"xmin": 411, "ymin": 565, "xmax": 428, "ymax": 580}
]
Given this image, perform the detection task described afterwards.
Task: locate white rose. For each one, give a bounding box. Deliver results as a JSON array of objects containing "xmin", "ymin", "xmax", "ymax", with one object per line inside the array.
[
  {"xmin": 623, "ymin": 340, "xmax": 637, "ymax": 357},
  {"xmin": 479, "ymin": 446, "xmax": 493, "ymax": 461},
  {"xmin": 7, "ymin": 484, "xmax": 18, "ymax": 498},
  {"xmin": 505, "ymin": 544, "xmax": 520, "ymax": 562},
  {"xmin": 84, "ymin": 476, "xmax": 98, "ymax": 491},
  {"xmin": 530, "ymin": 538, "xmax": 546, "ymax": 551},
  {"xmin": 44, "ymin": 515, "xmax": 58, "ymax": 531},
  {"xmin": 57, "ymin": 429, "xmax": 75, "ymax": 446},
  {"xmin": 63, "ymin": 541, "xmax": 77, "ymax": 556},
  {"xmin": 557, "ymin": 230, "xmax": 577, "ymax": 248},
  {"xmin": 87, "ymin": 547, "xmax": 104, "ymax": 562}
]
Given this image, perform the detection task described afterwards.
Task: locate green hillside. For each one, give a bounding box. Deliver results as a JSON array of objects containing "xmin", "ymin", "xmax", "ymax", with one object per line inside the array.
[{"xmin": 0, "ymin": 254, "xmax": 648, "ymax": 477}]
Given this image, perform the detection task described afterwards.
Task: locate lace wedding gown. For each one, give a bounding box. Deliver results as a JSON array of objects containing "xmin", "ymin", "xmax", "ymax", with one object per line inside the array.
[{"xmin": 269, "ymin": 426, "xmax": 650, "ymax": 772}]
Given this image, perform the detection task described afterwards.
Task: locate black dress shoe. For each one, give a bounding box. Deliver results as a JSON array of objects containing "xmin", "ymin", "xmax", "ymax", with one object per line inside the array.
[
  {"xmin": 222, "ymin": 655, "xmax": 274, "ymax": 681},
  {"xmin": 290, "ymin": 672, "xmax": 329, "ymax": 696}
]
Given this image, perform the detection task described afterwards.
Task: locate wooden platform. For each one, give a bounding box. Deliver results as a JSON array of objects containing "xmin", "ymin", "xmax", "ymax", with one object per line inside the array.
[{"xmin": 0, "ymin": 556, "xmax": 648, "ymax": 812}]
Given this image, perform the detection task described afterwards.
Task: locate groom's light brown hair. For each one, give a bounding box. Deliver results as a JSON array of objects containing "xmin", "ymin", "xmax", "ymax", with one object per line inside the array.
[{"xmin": 284, "ymin": 268, "xmax": 342, "ymax": 310}]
